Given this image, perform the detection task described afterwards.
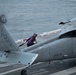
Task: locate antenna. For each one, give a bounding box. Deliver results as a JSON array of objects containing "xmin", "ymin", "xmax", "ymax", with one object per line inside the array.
[{"xmin": 59, "ymin": 21, "xmax": 70, "ymax": 25}]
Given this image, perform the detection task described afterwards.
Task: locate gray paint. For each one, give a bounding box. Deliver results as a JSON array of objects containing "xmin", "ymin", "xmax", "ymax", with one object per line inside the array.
[
  {"xmin": 32, "ymin": 38, "xmax": 74, "ymax": 63},
  {"xmin": 0, "ymin": 21, "xmax": 19, "ymax": 51}
]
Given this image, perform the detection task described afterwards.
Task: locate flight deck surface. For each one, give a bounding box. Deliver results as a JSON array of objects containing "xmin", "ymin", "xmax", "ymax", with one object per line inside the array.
[
  {"xmin": 0, "ymin": 60, "xmax": 76, "ymax": 75},
  {"xmin": 27, "ymin": 60, "xmax": 76, "ymax": 75},
  {"xmin": 0, "ymin": 62, "xmax": 27, "ymax": 75}
]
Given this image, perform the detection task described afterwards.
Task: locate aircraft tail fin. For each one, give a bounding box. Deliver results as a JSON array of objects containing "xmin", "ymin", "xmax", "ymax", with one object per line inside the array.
[{"xmin": 0, "ymin": 14, "xmax": 19, "ymax": 51}]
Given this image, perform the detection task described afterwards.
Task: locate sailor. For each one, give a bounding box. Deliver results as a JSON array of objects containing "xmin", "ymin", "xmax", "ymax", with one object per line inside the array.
[
  {"xmin": 19, "ymin": 33, "xmax": 37, "ymax": 47},
  {"xmin": 26, "ymin": 33, "xmax": 37, "ymax": 47}
]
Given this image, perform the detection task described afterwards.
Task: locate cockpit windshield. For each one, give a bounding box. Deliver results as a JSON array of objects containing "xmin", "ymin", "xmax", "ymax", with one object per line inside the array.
[{"xmin": 59, "ymin": 30, "xmax": 76, "ymax": 38}]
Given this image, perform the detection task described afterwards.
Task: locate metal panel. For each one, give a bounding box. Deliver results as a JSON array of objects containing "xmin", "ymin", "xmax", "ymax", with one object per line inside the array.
[
  {"xmin": 0, "ymin": 51, "xmax": 38, "ymax": 65},
  {"xmin": 0, "ymin": 22, "xmax": 19, "ymax": 51}
]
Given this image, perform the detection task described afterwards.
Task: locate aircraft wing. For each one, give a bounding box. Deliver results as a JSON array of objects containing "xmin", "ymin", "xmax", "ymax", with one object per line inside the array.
[
  {"xmin": 0, "ymin": 51, "xmax": 38, "ymax": 65},
  {"xmin": 0, "ymin": 15, "xmax": 19, "ymax": 51}
]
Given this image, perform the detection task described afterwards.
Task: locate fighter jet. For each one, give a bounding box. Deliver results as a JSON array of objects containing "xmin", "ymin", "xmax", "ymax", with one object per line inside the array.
[
  {"xmin": 1, "ymin": 14, "xmax": 76, "ymax": 75},
  {"xmin": 0, "ymin": 14, "xmax": 38, "ymax": 75},
  {"xmin": 21, "ymin": 17, "xmax": 76, "ymax": 64}
]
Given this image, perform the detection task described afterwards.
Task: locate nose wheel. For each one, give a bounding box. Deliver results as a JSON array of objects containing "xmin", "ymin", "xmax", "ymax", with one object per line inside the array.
[{"xmin": 21, "ymin": 69, "xmax": 27, "ymax": 75}]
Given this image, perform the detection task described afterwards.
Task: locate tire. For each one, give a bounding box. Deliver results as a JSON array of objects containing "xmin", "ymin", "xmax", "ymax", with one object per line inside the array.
[{"xmin": 21, "ymin": 69, "xmax": 27, "ymax": 75}]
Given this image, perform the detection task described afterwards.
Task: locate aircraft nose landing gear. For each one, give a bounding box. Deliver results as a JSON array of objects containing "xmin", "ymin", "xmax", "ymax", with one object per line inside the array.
[{"xmin": 21, "ymin": 69, "xmax": 27, "ymax": 75}]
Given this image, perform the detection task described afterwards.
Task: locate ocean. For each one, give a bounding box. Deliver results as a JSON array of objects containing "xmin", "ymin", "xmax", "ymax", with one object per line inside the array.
[{"xmin": 0, "ymin": 0, "xmax": 76, "ymax": 41}]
